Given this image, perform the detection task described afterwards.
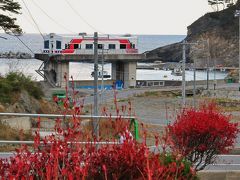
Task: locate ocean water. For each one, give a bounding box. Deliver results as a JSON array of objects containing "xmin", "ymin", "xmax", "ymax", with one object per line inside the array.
[{"xmin": 0, "ymin": 33, "xmax": 227, "ymax": 81}]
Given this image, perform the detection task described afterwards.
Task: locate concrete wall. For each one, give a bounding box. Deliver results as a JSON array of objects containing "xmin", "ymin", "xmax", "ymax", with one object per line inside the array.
[
  {"xmin": 44, "ymin": 61, "xmax": 69, "ymax": 88},
  {"xmin": 1, "ymin": 117, "xmax": 31, "ymax": 131},
  {"xmin": 111, "ymin": 62, "xmax": 117, "ymax": 80},
  {"xmin": 186, "ymin": 79, "xmax": 225, "ymax": 86},
  {"xmin": 111, "ymin": 61, "xmax": 136, "ymax": 88},
  {"xmin": 202, "ymin": 89, "xmax": 240, "ymax": 100},
  {"xmin": 124, "ymin": 62, "xmax": 137, "ymax": 88},
  {"xmin": 198, "ymin": 171, "xmax": 240, "ymax": 180},
  {"xmin": 56, "ymin": 61, "xmax": 69, "ymax": 88}
]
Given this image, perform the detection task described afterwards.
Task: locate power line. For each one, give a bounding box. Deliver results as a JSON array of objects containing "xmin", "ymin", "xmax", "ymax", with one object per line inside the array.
[
  {"xmin": 64, "ymin": 0, "xmax": 102, "ymax": 33},
  {"xmin": 20, "ymin": 0, "xmax": 45, "ymax": 40},
  {"xmin": 0, "ymin": 36, "xmax": 7, "ymax": 40},
  {"xmin": 10, "ymin": 34, "xmax": 34, "ymax": 54},
  {"xmin": 31, "ymin": 0, "xmax": 76, "ymax": 34}
]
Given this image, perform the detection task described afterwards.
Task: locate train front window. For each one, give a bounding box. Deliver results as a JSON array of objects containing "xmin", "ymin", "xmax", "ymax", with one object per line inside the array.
[
  {"xmin": 74, "ymin": 44, "xmax": 79, "ymax": 49},
  {"xmin": 44, "ymin": 40, "xmax": 49, "ymax": 49},
  {"xmin": 131, "ymin": 43, "xmax": 135, "ymax": 49},
  {"xmin": 56, "ymin": 41, "xmax": 61, "ymax": 49}
]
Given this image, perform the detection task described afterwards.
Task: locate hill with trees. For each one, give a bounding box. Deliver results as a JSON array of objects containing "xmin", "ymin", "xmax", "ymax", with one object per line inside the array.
[{"xmin": 146, "ymin": 0, "xmax": 240, "ymax": 68}]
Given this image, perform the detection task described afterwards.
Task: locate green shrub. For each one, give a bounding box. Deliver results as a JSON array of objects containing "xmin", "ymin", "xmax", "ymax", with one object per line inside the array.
[
  {"xmin": 0, "ymin": 72, "xmax": 43, "ymax": 103},
  {"xmin": 160, "ymin": 153, "xmax": 194, "ymax": 178}
]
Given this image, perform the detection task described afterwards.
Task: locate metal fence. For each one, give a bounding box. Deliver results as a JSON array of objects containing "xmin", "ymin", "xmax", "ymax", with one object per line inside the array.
[{"xmin": 0, "ymin": 112, "xmax": 135, "ymax": 145}]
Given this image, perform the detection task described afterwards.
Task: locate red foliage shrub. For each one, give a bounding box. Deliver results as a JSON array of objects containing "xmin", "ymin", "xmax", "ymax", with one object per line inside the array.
[
  {"xmin": 167, "ymin": 102, "xmax": 239, "ymax": 171},
  {"xmin": 0, "ymin": 76, "xmax": 197, "ymax": 179}
]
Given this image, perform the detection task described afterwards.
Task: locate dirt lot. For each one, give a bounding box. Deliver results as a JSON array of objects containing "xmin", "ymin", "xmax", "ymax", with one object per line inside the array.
[{"xmin": 88, "ymin": 90, "xmax": 240, "ymax": 125}]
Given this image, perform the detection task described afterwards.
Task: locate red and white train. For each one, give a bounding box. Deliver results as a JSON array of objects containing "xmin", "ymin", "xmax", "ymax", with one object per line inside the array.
[{"xmin": 43, "ymin": 33, "xmax": 138, "ymax": 55}]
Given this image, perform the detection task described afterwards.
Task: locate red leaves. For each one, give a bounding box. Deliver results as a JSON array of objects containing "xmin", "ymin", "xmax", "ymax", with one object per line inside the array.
[
  {"xmin": 0, "ymin": 133, "xmax": 197, "ymax": 179},
  {"xmin": 0, "ymin": 75, "xmax": 198, "ymax": 179},
  {"xmin": 167, "ymin": 102, "xmax": 239, "ymax": 171}
]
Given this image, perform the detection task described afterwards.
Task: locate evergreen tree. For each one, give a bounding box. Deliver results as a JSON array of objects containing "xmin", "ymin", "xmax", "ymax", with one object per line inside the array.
[{"xmin": 0, "ymin": 0, "xmax": 22, "ymax": 34}]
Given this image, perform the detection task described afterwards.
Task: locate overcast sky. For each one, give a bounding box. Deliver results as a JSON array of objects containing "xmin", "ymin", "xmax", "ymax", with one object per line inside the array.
[{"xmin": 13, "ymin": 0, "xmax": 213, "ymax": 35}]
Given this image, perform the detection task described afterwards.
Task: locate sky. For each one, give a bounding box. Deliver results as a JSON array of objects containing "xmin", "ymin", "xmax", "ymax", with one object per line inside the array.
[{"xmin": 12, "ymin": 0, "xmax": 213, "ymax": 35}]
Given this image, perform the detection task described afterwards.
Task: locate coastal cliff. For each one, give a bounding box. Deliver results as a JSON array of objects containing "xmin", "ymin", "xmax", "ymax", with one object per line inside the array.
[{"xmin": 146, "ymin": 1, "xmax": 240, "ymax": 67}]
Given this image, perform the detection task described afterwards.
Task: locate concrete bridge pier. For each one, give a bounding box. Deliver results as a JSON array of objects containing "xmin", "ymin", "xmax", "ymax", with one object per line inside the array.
[
  {"xmin": 112, "ymin": 61, "xmax": 137, "ymax": 88},
  {"xmin": 44, "ymin": 60, "xmax": 69, "ymax": 88},
  {"xmin": 35, "ymin": 53, "xmax": 144, "ymax": 89}
]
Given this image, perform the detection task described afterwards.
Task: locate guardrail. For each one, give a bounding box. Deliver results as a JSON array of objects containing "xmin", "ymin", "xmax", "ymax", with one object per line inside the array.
[
  {"xmin": 0, "ymin": 112, "xmax": 138, "ymax": 143},
  {"xmin": 0, "ymin": 141, "xmax": 119, "ymax": 145},
  {"xmin": 0, "ymin": 113, "xmax": 135, "ymax": 119}
]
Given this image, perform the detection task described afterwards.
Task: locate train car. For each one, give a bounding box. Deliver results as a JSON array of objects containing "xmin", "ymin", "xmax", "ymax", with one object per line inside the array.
[{"xmin": 43, "ymin": 33, "xmax": 138, "ymax": 55}]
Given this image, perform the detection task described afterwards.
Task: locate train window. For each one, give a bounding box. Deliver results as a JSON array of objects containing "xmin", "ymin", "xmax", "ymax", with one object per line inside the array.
[
  {"xmin": 86, "ymin": 44, "xmax": 93, "ymax": 49},
  {"xmin": 109, "ymin": 44, "xmax": 116, "ymax": 49},
  {"xmin": 56, "ymin": 41, "xmax": 61, "ymax": 49},
  {"xmin": 74, "ymin": 44, "xmax": 79, "ymax": 49},
  {"xmin": 120, "ymin": 44, "xmax": 126, "ymax": 49},
  {"xmin": 44, "ymin": 40, "xmax": 49, "ymax": 49},
  {"xmin": 98, "ymin": 44, "xmax": 103, "ymax": 49}
]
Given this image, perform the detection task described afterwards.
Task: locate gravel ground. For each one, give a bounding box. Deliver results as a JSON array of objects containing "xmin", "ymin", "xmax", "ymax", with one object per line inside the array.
[{"xmin": 95, "ymin": 91, "xmax": 199, "ymax": 125}]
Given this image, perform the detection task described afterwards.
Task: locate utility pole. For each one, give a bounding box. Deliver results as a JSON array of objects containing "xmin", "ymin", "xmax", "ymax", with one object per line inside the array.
[
  {"xmin": 182, "ymin": 40, "xmax": 186, "ymax": 107},
  {"xmin": 93, "ymin": 32, "xmax": 99, "ymax": 139},
  {"xmin": 101, "ymin": 46, "xmax": 104, "ymax": 104},
  {"xmin": 206, "ymin": 39, "xmax": 210, "ymax": 90},
  {"xmin": 193, "ymin": 57, "xmax": 196, "ymax": 108},
  {"xmin": 239, "ymin": 12, "xmax": 240, "ymax": 91},
  {"xmin": 236, "ymin": 10, "xmax": 240, "ymax": 91},
  {"xmin": 182, "ymin": 40, "xmax": 199, "ymax": 108}
]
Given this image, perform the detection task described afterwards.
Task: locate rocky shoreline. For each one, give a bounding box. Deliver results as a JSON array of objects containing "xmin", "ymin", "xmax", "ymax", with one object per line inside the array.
[{"xmin": 0, "ymin": 51, "xmax": 32, "ymax": 59}]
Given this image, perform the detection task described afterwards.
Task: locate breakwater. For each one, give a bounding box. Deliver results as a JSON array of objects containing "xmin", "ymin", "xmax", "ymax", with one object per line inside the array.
[{"xmin": 0, "ymin": 51, "xmax": 32, "ymax": 59}]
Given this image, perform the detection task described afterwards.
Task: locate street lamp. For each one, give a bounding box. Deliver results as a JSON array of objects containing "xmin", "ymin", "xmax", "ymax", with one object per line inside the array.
[{"xmin": 234, "ymin": 10, "xmax": 240, "ymax": 91}]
